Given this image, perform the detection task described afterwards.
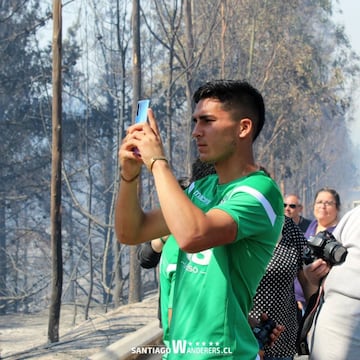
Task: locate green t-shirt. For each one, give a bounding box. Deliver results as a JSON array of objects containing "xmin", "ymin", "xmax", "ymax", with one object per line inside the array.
[
  {"xmin": 168, "ymin": 171, "xmax": 284, "ymax": 360},
  {"xmin": 159, "ymin": 235, "xmax": 179, "ymax": 353}
]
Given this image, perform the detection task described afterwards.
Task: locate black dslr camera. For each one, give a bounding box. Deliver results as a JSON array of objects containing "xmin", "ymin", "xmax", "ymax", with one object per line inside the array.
[
  {"xmin": 253, "ymin": 318, "xmax": 276, "ymax": 349},
  {"xmin": 303, "ymin": 230, "xmax": 347, "ymax": 266}
]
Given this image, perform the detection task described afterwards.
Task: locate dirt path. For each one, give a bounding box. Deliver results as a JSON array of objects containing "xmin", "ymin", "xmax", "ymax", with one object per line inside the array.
[{"xmin": 0, "ymin": 294, "xmax": 159, "ymax": 360}]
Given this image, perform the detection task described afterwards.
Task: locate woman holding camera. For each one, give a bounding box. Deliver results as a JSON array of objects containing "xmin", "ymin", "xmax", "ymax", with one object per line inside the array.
[
  {"xmin": 297, "ymin": 188, "xmax": 342, "ymax": 355},
  {"xmin": 301, "ymin": 188, "xmax": 341, "ymax": 306},
  {"xmin": 308, "ymin": 205, "xmax": 360, "ymax": 359}
]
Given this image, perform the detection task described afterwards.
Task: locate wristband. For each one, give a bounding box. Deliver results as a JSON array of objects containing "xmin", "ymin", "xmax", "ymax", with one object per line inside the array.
[
  {"xmin": 120, "ymin": 172, "xmax": 140, "ymax": 183},
  {"xmin": 150, "ymin": 156, "xmax": 168, "ymax": 173}
]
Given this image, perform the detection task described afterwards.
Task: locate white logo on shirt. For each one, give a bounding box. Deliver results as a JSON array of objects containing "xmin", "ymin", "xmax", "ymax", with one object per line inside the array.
[{"xmin": 181, "ymin": 250, "xmax": 212, "ymax": 274}]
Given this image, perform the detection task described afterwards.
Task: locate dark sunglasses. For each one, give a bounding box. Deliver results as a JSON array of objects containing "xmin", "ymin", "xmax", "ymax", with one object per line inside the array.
[{"xmin": 284, "ymin": 203, "xmax": 297, "ymax": 209}]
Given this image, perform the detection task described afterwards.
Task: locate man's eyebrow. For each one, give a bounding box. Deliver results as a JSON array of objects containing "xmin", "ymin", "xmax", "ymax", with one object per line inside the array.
[{"xmin": 192, "ymin": 114, "xmax": 214, "ymax": 121}]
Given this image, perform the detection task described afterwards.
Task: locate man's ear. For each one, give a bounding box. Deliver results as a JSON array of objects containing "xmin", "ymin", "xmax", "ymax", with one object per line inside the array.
[{"xmin": 238, "ymin": 118, "xmax": 253, "ymax": 139}]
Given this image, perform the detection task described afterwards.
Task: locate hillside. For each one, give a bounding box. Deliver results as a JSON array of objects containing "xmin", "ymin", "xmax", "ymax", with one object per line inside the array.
[{"xmin": 0, "ymin": 293, "xmax": 158, "ymax": 360}]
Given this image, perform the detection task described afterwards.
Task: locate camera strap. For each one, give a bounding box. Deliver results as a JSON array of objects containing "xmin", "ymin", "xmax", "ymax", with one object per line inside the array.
[{"xmin": 296, "ymin": 282, "xmax": 324, "ymax": 355}]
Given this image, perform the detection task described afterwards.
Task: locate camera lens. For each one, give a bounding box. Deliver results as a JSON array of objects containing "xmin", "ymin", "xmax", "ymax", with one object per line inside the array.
[{"xmin": 332, "ymin": 245, "xmax": 348, "ymax": 264}]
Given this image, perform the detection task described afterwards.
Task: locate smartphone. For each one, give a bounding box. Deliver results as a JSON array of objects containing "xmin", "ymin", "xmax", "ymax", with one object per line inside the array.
[{"xmin": 135, "ymin": 99, "xmax": 150, "ymax": 124}]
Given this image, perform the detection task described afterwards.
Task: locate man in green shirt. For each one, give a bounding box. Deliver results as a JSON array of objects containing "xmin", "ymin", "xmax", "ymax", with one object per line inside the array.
[{"xmin": 115, "ymin": 80, "xmax": 284, "ymax": 359}]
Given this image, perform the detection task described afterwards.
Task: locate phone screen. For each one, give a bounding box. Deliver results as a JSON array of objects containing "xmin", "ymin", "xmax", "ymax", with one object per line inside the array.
[{"xmin": 135, "ymin": 99, "xmax": 150, "ymax": 124}]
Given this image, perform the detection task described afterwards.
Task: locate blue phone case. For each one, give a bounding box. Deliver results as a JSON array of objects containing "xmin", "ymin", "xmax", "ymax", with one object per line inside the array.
[{"xmin": 135, "ymin": 99, "xmax": 150, "ymax": 123}]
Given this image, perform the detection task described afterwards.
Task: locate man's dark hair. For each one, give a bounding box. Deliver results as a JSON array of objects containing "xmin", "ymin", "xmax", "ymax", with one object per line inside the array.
[
  {"xmin": 314, "ymin": 187, "xmax": 341, "ymax": 210},
  {"xmin": 191, "ymin": 158, "xmax": 216, "ymax": 181},
  {"xmin": 178, "ymin": 177, "xmax": 191, "ymax": 190},
  {"xmin": 193, "ymin": 80, "xmax": 265, "ymax": 141},
  {"xmin": 191, "ymin": 158, "xmax": 271, "ymax": 182}
]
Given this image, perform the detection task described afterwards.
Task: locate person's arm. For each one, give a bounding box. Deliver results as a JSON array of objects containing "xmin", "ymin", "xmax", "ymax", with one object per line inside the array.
[
  {"xmin": 248, "ymin": 313, "xmax": 284, "ymax": 359},
  {"xmin": 298, "ymin": 259, "xmax": 331, "ymax": 301},
  {"xmin": 137, "ymin": 239, "xmax": 165, "ymax": 269},
  {"xmin": 114, "ymin": 119, "xmax": 169, "ymax": 245},
  {"xmin": 151, "ymin": 161, "xmax": 237, "ymax": 253},
  {"xmin": 146, "ymin": 111, "xmax": 241, "ymax": 252},
  {"xmin": 298, "ymin": 269, "xmax": 317, "ymax": 302},
  {"xmin": 115, "ymin": 110, "xmax": 237, "ymax": 251}
]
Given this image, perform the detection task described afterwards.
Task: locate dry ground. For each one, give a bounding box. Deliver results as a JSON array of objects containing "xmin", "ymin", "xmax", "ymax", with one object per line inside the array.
[{"xmin": 0, "ymin": 293, "xmax": 159, "ymax": 360}]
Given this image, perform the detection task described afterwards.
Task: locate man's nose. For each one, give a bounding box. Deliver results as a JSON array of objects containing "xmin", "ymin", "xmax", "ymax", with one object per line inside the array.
[{"xmin": 192, "ymin": 123, "xmax": 201, "ymax": 138}]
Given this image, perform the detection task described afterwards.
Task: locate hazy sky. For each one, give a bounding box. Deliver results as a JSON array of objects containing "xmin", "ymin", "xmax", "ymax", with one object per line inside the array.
[
  {"xmin": 45, "ymin": 1, "xmax": 360, "ymax": 146},
  {"xmin": 333, "ymin": 0, "xmax": 360, "ymax": 146},
  {"xmin": 334, "ymin": 0, "xmax": 360, "ymax": 55}
]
